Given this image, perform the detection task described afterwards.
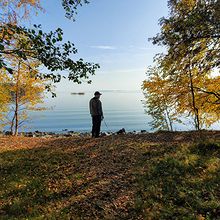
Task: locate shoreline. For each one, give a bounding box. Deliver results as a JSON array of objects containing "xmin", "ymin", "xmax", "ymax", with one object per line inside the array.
[{"xmin": 1, "ymin": 129, "xmax": 219, "ymax": 138}]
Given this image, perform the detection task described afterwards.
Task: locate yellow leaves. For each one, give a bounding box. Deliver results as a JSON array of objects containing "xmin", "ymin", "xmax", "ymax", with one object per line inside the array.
[
  {"xmin": 0, "ymin": 0, "xmax": 43, "ymax": 24},
  {"xmin": 0, "ymin": 53, "xmax": 48, "ymax": 131},
  {"xmin": 18, "ymin": 0, "xmax": 40, "ymax": 7},
  {"xmin": 162, "ymin": 23, "xmax": 172, "ymax": 32},
  {"xmin": 181, "ymin": 0, "xmax": 197, "ymax": 10},
  {"xmin": 143, "ymin": 48, "xmax": 220, "ymax": 130},
  {"xmin": 174, "ymin": 0, "xmax": 197, "ymax": 14},
  {"xmin": 0, "ymin": 71, "xmax": 10, "ymax": 123}
]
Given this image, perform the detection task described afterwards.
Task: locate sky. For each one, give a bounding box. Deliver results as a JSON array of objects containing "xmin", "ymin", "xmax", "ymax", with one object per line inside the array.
[{"xmin": 30, "ymin": 0, "xmax": 169, "ymax": 92}]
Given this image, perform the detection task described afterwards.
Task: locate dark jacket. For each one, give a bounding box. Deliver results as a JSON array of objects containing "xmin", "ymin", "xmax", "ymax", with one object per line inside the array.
[{"xmin": 89, "ymin": 97, "xmax": 103, "ymax": 116}]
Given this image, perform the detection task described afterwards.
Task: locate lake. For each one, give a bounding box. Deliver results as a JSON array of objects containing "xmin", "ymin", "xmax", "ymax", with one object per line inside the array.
[
  {"xmin": 27, "ymin": 90, "xmax": 151, "ymax": 133},
  {"xmin": 21, "ymin": 90, "xmax": 219, "ymax": 133}
]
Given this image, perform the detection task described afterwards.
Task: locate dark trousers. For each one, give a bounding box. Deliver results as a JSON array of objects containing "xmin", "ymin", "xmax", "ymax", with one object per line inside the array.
[{"xmin": 92, "ymin": 115, "xmax": 102, "ymax": 137}]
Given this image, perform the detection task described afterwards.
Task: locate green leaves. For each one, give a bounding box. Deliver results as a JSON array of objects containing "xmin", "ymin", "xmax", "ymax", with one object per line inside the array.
[
  {"xmin": 62, "ymin": 0, "xmax": 90, "ymax": 21},
  {"xmin": 5, "ymin": 67, "xmax": 13, "ymax": 74},
  {"xmin": 151, "ymin": 0, "xmax": 220, "ymax": 69},
  {"xmin": 52, "ymin": 38, "xmax": 56, "ymax": 44},
  {"xmin": 0, "ymin": 43, "xmax": 4, "ymax": 51},
  {"xmin": 0, "ymin": 24, "xmax": 100, "ymax": 88},
  {"xmin": 0, "ymin": 0, "xmax": 99, "ymax": 97}
]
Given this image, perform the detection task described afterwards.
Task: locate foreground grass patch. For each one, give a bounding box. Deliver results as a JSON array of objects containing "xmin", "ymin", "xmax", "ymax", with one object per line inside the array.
[
  {"xmin": 136, "ymin": 142, "xmax": 220, "ymax": 219},
  {"xmin": 0, "ymin": 133, "xmax": 219, "ymax": 219}
]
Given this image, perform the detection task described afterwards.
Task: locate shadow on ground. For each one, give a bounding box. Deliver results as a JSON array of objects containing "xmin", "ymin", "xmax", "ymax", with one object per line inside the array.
[{"xmin": 0, "ymin": 131, "xmax": 220, "ymax": 219}]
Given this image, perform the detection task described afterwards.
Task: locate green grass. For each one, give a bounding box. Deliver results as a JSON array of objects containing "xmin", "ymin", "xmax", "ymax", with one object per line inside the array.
[
  {"xmin": 0, "ymin": 135, "xmax": 219, "ymax": 219},
  {"xmin": 136, "ymin": 142, "xmax": 220, "ymax": 219}
]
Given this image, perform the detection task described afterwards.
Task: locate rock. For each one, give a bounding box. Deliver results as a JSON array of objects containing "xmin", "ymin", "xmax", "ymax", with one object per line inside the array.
[
  {"xmin": 26, "ymin": 132, "xmax": 36, "ymax": 137},
  {"xmin": 43, "ymin": 134, "xmax": 53, "ymax": 138},
  {"xmin": 79, "ymin": 133, "xmax": 89, "ymax": 138},
  {"xmin": 141, "ymin": 130, "xmax": 147, "ymax": 133},
  {"xmin": 100, "ymin": 132, "xmax": 107, "ymax": 137},
  {"xmin": 5, "ymin": 131, "xmax": 12, "ymax": 136},
  {"xmin": 103, "ymin": 132, "xmax": 112, "ymax": 136},
  {"xmin": 63, "ymin": 134, "xmax": 72, "ymax": 137},
  {"xmin": 35, "ymin": 132, "xmax": 44, "ymax": 137},
  {"xmin": 116, "ymin": 128, "xmax": 126, "ymax": 135},
  {"xmin": 18, "ymin": 132, "xmax": 25, "ymax": 137},
  {"xmin": 48, "ymin": 132, "xmax": 55, "ymax": 135}
]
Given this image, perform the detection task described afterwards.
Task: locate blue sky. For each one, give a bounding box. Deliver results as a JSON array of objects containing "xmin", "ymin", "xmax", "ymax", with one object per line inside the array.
[{"xmin": 30, "ymin": 0, "xmax": 169, "ymax": 92}]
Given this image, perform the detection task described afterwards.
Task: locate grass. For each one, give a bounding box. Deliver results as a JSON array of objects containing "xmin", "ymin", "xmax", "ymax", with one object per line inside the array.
[{"xmin": 0, "ymin": 131, "xmax": 220, "ymax": 219}]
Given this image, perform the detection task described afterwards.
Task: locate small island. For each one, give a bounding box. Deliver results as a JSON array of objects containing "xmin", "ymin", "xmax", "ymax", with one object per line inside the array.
[{"xmin": 71, "ymin": 92, "xmax": 85, "ymax": 95}]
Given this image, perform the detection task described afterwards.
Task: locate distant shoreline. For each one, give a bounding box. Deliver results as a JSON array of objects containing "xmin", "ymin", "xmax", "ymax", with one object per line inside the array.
[{"xmin": 67, "ymin": 90, "xmax": 142, "ymax": 94}]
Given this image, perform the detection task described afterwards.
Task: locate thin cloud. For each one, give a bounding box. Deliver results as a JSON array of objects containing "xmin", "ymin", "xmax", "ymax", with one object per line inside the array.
[
  {"xmin": 97, "ymin": 68, "xmax": 146, "ymax": 74},
  {"xmin": 90, "ymin": 45, "xmax": 117, "ymax": 50},
  {"xmin": 128, "ymin": 45, "xmax": 158, "ymax": 51}
]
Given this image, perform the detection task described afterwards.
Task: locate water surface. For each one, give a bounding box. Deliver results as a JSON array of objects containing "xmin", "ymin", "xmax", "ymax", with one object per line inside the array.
[
  {"xmin": 28, "ymin": 91, "xmax": 150, "ymax": 132},
  {"xmin": 22, "ymin": 90, "xmax": 220, "ymax": 133}
]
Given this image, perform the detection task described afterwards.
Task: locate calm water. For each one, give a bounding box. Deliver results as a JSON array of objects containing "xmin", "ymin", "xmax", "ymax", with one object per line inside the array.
[
  {"xmin": 21, "ymin": 90, "xmax": 219, "ymax": 133},
  {"xmin": 27, "ymin": 91, "xmax": 151, "ymax": 133}
]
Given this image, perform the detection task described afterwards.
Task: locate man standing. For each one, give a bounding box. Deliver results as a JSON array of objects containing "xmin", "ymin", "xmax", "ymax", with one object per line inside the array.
[{"xmin": 89, "ymin": 91, "xmax": 104, "ymax": 138}]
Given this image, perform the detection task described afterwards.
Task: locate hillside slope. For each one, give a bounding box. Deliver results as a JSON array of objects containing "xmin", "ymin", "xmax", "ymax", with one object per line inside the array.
[{"xmin": 0, "ymin": 131, "xmax": 220, "ymax": 219}]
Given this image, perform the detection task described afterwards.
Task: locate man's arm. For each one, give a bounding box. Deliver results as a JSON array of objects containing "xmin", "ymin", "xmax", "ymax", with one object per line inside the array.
[
  {"xmin": 89, "ymin": 99, "xmax": 93, "ymax": 115},
  {"xmin": 100, "ymin": 101, "xmax": 104, "ymax": 119}
]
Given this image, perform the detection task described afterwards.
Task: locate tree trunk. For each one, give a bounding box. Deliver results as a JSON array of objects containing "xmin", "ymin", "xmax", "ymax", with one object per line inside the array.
[
  {"xmin": 165, "ymin": 108, "xmax": 173, "ymax": 131},
  {"xmin": 188, "ymin": 56, "xmax": 200, "ymax": 131},
  {"xmin": 10, "ymin": 112, "xmax": 15, "ymax": 134},
  {"xmin": 14, "ymin": 61, "xmax": 20, "ymax": 136}
]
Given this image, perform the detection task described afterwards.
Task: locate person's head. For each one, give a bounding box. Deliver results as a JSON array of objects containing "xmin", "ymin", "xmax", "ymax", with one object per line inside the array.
[{"xmin": 94, "ymin": 91, "xmax": 102, "ymax": 99}]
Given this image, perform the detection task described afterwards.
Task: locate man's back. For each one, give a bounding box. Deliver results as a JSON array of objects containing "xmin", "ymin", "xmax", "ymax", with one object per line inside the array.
[{"xmin": 89, "ymin": 97, "xmax": 103, "ymax": 116}]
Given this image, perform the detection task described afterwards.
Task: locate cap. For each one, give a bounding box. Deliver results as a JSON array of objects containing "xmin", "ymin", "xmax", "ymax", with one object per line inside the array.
[{"xmin": 94, "ymin": 91, "xmax": 102, "ymax": 96}]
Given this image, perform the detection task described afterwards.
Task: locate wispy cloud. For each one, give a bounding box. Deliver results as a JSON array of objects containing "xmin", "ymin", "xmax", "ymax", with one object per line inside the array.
[
  {"xmin": 90, "ymin": 45, "xmax": 117, "ymax": 50},
  {"xmin": 128, "ymin": 45, "xmax": 158, "ymax": 51},
  {"xmin": 97, "ymin": 68, "xmax": 147, "ymax": 74}
]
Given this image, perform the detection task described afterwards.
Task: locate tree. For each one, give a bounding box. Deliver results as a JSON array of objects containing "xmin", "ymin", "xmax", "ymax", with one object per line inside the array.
[
  {"xmin": 0, "ymin": 0, "xmax": 89, "ymax": 22},
  {"xmin": 152, "ymin": 0, "xmax": 220, "ymax": 60},
  {"xmin": 0, "ymin": 20, "xmax": 50, "ymax": 135},
  {"xmin": 0, "ymin": 0, "xmax": 42, "ymax": 24},
  {"xmin": 151, "ymin": 0, "xmax": 219, "ymax": 97},
  {"xmin": 146, "ymin": 0, "xmax": 220, "ymax": 130},
  {"xmin": 143, "ymin": 61, "xmax": 220, "ymax": 130},
  {"xmin": 142, "ymin": 58, "xmax": 181, "ymax": 131},
  {"xmin": 0, "ymin": 0, "xmax": 99, "ymax": 134},
  {"xmin": 62, "ymin": 0, "xmax": 90, "ymax": 20},
  {"xmin": 0, "ymin": 56, "xmax": 48, "ymax": 136},
  {"xmin": 0, "ymin": 0, "xmax": 99, "ymax": 91}
]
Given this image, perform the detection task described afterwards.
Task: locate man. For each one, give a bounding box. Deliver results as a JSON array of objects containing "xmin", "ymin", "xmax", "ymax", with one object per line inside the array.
[{"xmin": 89, "ymin": 91, "xmax": 104, "ymax": 138}]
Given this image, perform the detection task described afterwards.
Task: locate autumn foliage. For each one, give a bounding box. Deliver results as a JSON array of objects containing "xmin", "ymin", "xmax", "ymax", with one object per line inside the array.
[
  {"xmin": 143, "ymin": 0, "xmax": 220, "ymax": 130},
  {"xmin": 0, "ymin": 0, "xmax": 99, "ymax": 134}
]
